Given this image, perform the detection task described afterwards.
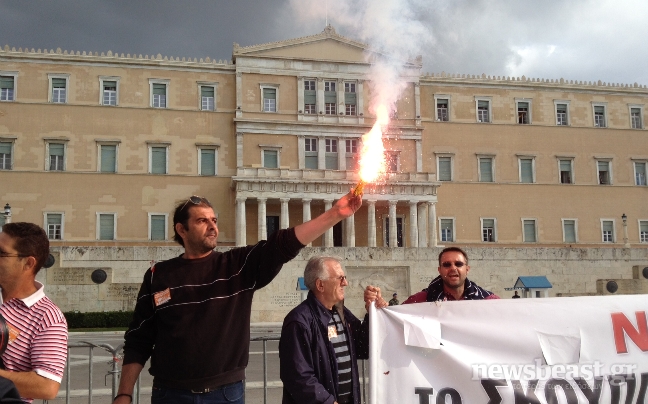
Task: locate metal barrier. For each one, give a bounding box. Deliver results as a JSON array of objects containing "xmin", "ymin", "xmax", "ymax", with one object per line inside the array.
[{"xmin": 51, "ymin": 336, "xmax": 368, "ymax": 404}]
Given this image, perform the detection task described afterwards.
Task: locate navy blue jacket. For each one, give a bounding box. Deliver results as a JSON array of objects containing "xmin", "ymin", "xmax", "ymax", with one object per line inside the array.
[{"xmin": 279, "ymin": 292, "xmax": 369, "ymax": 404}]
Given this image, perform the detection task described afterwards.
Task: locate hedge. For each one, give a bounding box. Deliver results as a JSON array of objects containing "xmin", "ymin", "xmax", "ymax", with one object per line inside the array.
[{"xmin": 63, "ymin": 311, "xmax": 134, "ymax": 329}]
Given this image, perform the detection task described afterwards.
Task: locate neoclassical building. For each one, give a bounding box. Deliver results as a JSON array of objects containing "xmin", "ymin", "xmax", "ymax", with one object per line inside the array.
[{"xmin": 1, "ymin": 26, "xmax": 647, "ymax": 250}]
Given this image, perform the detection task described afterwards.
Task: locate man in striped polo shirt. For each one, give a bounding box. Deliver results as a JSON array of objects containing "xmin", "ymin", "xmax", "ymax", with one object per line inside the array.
[
  {"xmin": 0, "ymin": 222, "xmax": 68, "ymax": 402},
  {"xmin": 280, "ymin": 256, "xmax": 387, "ymax": 404}
]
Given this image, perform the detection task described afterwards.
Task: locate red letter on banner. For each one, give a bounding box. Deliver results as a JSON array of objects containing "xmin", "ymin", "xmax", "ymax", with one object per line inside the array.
[{"xmin": 611, "ymin": 311, "xmax": 648, "ymax": 354}]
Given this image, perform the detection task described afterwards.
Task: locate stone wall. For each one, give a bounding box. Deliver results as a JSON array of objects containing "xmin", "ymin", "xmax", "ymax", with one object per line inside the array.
[{"xmin": 42, "ymin": 246, "xmax": 648, "ymax": 322}]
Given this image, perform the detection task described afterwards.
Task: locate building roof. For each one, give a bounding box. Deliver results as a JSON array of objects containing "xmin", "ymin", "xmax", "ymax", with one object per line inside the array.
[{"xmin": 513, "ymin": 276, "xmax": 553, "ymax": 289}]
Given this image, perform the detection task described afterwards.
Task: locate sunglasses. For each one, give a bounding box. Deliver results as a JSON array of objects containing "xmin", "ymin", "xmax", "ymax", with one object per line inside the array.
[
  {"xmin": 180, "ymin": 195, "xmax": 210, "ymax": 211},
  {"xmin": 441, "ymin": 261, "xmax": 466, "ymax": 268},
  {"xmin": 328, "ymin": 275, "xmax": 347, "ymax": 282},
  {"xmin": 0, "ymin": 249, "xmax": 27, "ymax": 259}
]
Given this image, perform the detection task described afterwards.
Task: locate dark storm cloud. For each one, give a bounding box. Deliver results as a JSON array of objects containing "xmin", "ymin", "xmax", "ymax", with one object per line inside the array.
[
  {"xmin": 2, "ymin": 0, "xmax": 647, "ymax": 85},
  {"xmin": 0, "ymin": 0, "xmax": 307, "ymax": 61}
]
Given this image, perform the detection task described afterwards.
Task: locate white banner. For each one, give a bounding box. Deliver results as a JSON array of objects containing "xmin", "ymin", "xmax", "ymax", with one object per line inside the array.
[{"xmin": 369, "ymin": 295, "xmax": 648, "ymax": 404}]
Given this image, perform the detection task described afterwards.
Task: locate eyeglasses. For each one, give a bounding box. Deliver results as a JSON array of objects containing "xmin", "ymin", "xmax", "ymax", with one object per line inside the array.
[
  {"xmin": 328, "ymin": 275, "xmax": 347, "ymax": 282},
  {"xmin": 180, "ymin": 195, "xmax": 210, "ymax": 211},
  {"xmin": 441, "ymin": 261, "xmax": 466, "ymax": 268},
  {"xmin": 0, "ymin": 250, "xmax": 27, "ymax": 259}
]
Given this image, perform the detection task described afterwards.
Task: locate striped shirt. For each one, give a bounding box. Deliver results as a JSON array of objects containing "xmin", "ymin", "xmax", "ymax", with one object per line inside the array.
[
  {"xmin": 329, "ymin": 310, "xmax": 352, "ymax": 404},
  {"xmin": 0, "ymin": 282, "xmax": 68, "ymax": 402}
]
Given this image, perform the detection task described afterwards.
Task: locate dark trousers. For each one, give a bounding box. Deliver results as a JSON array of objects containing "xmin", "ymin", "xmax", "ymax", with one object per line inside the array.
[{"xmin": 151, "ymin": 381, "xmax": 244, "ymax": 404}]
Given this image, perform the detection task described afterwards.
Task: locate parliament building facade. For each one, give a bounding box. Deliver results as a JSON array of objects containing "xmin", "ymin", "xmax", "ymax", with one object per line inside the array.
[{"xmin": 0, "ymin": 27, "xmax": 647, "ymax": 312}]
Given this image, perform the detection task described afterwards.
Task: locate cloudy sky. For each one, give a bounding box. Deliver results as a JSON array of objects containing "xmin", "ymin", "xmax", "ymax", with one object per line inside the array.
[{"xmin": 1, "ymin": 0, "xmax": 647, "ymax": 86}]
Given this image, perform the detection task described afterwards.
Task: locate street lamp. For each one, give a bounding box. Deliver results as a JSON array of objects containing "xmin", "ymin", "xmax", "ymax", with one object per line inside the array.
[
  {"xmin": 622, "ymin": 213, "xmax": 630, "ymax": 248},
  {"xmin": 3, "ymin": 203, "xmax": 11, "ymax": 224}
]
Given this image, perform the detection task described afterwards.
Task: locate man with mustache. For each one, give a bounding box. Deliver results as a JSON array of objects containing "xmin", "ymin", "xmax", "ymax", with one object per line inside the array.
[
  {"xmin": 116, "ymin": 193, "xmax": 362, "ymax": 404},
  {"xmin": 403, "ymin": 247, "xmax": 499, "ymax": 303}
]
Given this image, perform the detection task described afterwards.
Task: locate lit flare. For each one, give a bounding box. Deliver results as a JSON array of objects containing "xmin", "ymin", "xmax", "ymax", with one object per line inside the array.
[{"xmin": 353, "ymin": 105, "xmax": 389, "ymax": 196}]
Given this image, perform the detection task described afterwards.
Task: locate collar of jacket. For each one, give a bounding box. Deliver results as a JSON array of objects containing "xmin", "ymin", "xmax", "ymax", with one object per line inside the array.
[
  {"xmin": 306, "ymin": 290, "xmax": 337, "ymax": 328},
  {"xmin": 425, "ymin": 275, "xmax": 494, "ymax": 302}
]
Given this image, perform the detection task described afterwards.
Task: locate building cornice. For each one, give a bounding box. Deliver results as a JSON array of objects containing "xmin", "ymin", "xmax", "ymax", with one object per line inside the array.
[
  {"xmin": 232, "ymin": 168, "xmax": 438, "ymax": 202},
  {"xmin": 421, "ymin": 73, "xmax": 648, "ymax": 94},
  {"xmin": 0, "ymin": 45, "xmax": 233, "ymax": 71}
]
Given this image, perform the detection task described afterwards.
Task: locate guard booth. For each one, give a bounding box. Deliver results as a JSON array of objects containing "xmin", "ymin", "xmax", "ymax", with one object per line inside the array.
[
  {"xmin": 505, "ymin": 276, "xmax": 552, "ymax": 298},
  {"xmin": 297, "ymin": 277, "xmax": 308, "ymax": 302}
]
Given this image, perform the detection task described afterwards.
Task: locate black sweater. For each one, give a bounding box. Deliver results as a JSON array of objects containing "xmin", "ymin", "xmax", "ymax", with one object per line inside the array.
[{"xmin": 123, "ymin": 228, "xmax": 304, "ymax": 390}]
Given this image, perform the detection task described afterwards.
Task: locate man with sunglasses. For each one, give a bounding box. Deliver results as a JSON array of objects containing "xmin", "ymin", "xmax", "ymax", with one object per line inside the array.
[
  {"xmin": 0, "ymin": 223, "xmax": 68, "ymax": 402},
  {"xmin": 403, "ymin": 247, "xmax": 498, "ymax": 303},
  {"xmin": 280, "ymin": 256, "xmax": 387, "ymax": 404},
  {"xmin": 117, "ymin": 193, "xmax": 362, "ymax": 404}
]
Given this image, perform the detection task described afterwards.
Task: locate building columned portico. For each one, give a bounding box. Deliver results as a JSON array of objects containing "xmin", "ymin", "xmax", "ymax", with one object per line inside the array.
[{"xmin": 232, "ymin": 168, "xmax": 439, "ymax": 247}]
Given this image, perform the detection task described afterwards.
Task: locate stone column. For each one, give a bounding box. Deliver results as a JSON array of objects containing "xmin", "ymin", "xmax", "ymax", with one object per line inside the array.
[
  {"xmin": 338, "ymin": 138, "xmax": 346, "ymax": 171},
  {"xmin": 418, "ymin": 203, "xmax": 428, "ymax": 247},
  {"xmin": 257, "ymin": 198, "xmax": 267, "ymax": 241},
  {"xmin": 367, "ymin": 200, "xmax": 377, "ymax": 247},
  {"xmin": 409, "ymin": 201, "xmax": 419, "ymax": 248},
  {"xmin": 318, "ymin": 137, "xmax": 326, "ymax": 170},
  {"xmin": 428, "ymin": 201, "xmax": 437, "ymax": 247},
  {"xmin": 345, "ymin": 215, "xmax": 355, "ymax": 247},
  {"xmin": 236, "ymin": 197, "xmax": 246, "ymax": 246},
  {"xmin": 302, "ymin": 199, "xmax": 312, "ymax": 247},
  {"xmin": 324, "ymin": 199, "xmax": 334, "ymax": 247},
  {"xmin": 357, "ymin": 80, "xmax": 365, "ymax": 124},
  {"xmin": 280, "ymin": 198, "xmax": 290, "ymax": 229},
  {"xmin": 297, "ymin": 135, "xmax": 305, "ymax": 169},
  {"xmin": 388, "ymin": 200, "xmax": 398, "ymax": 247}
]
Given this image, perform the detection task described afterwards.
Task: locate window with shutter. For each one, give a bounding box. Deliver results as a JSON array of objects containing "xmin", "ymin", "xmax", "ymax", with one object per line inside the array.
[
  {"xmin": 0, "ymin": 142, "xmax": 12, "ymax": 170},
  {"xmin": 200, "ymin": 149, "xmax": 216, "ymax": 176},
  {"xmin": 523, "ymin": 220, "xmax": 536, "ymax": 242},
  {"xmin": 520, "ymin": 158, "xmax": 533, "ymax": 183},
  {"xmin": 150, "ymin": 215, "xmax": 166, "ymax": 240},
  {"xmin": 438, "ymin": 157, "xmax": 452, "ymax": 181},
  {"xmin": 99, "ymin": 214, "xmax": 115, "ymax": 240},
  {"xmin": 100, "ymin": 145, "xmax": 116, "ymax": 173},
  {"xmin": 563, "ymin": 220, "xmax": 576, "ymax": 243},
  {"xmin": 0, "ymin": 76, "xmax": 15, "ymax": 101}
]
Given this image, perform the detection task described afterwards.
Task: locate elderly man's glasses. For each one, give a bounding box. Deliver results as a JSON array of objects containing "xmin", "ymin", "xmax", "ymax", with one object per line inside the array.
[
  {"xmin": 441, "ymin": 261, "xmax": 466, "ymax": 268},
  {"xmin": 328, "ymin": 275, "xmax": 347, "ymax": 282},
  {"xmin": 180, "ymin": 195, "xmax": 210, "ymax": 211}
]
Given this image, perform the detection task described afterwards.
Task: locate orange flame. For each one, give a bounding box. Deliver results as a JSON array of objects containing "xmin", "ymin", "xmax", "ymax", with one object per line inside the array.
[{"xmin": 354, "ymin": 105, "xmax": 389, "ymax": 196}]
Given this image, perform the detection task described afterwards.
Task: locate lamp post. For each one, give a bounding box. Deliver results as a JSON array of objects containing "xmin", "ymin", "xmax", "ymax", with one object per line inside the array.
[
  {"xmin": 3, "ymin": 203, "xmax": 11, "ymax": 224},
  {"xmin": 622, "ymin": 213, "xmax": 630, "ymax": 248}
]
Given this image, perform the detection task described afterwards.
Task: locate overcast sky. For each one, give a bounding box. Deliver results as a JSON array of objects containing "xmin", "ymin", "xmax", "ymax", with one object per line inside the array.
[{"xmin": 1, "ymin": 0, "xmax": 647, "ymax": 86}]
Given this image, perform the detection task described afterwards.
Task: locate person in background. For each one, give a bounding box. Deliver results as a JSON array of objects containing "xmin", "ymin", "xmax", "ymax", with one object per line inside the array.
[
  {"xmin": 403, "ymin": 247, "xmax": 499, "ymax": 303},
  {"xmin": 388, "ymin": 293, "xmax": 399, "ymax": 306}
]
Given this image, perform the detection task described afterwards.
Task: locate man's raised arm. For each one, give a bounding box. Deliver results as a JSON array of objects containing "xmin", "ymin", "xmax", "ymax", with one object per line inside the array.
[{"xmin": 294, "ymin": 191, "xmax": 362, "ymax": 245}]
